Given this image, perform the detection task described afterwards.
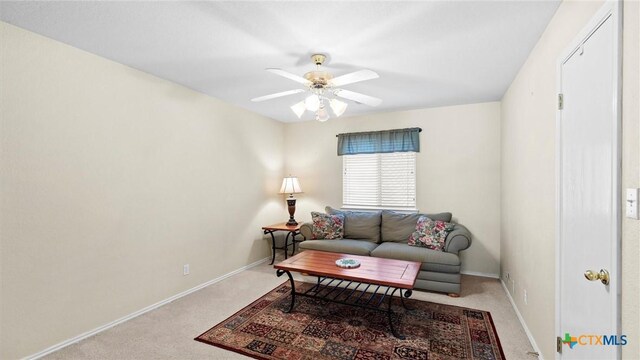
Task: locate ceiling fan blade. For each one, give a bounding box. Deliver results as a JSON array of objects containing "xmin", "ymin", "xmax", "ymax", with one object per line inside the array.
[
  {"xmin": 251, "ymin": 89, "xmax": 305, "ymax": 102},
  {"xmin": 266, "ymin": 68, "xmax": 311, "ymax": 86},
  {"xmin": 334, "ymin": 89, "xmax": 382, "ymax": 107},
  {"xmin": 330, "ymin": 69, "xmax": 379, "ymax": 87}
]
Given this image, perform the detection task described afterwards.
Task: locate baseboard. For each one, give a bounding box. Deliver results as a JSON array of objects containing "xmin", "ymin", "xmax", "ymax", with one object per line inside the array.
[
  {"xmin": 24, "ymin": 257, "xmax": 270, "ymax": 360},
  {"xmin": 461, "ymin": 270, "xmax": 500, "ymax": 279},
  {"xmin": 500, "ymin": 279, "xmax": 544, "ymax": 360}
]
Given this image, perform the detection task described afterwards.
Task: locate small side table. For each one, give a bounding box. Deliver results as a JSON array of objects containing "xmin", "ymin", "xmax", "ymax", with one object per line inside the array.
[{"xmin": 262, "ymin": 223, "xmax": 304, "ymax": 265}]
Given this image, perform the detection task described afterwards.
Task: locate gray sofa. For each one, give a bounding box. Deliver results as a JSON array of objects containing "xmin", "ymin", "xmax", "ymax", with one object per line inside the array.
[{"xmin": 298, "ymin": 207, "xmax": 472, "ymax": 295}]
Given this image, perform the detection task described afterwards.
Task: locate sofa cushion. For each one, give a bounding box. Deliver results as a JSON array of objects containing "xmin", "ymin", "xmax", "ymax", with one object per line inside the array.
[
  {"xmin": 310, "ymin": 212, "xmax": 344, "ymax": 239},
  {"xmin": 326, "ymin": 206, "xmax": 381, "ymax": 243},
  {"xmin": 381, "ymin": 210, "xmax": 453, "ymax": 242},
  {"xmin": 299, "ymin": 239, "xmax": 379, "ymax": 256},
  {"xmin": 422, "ymin": 212, "xmax": 453, "ymax": 223},
  {"xmin": 381, "ymin": 211, "xmax": 420, "ymax": 242},
  {"xmin": 370, "ymin": 242, "xmax": 461, "ymax": 273}
]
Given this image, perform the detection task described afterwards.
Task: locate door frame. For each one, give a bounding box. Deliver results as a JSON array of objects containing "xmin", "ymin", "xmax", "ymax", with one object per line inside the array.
[{"xmin": 555, "ymin": 0, "xmax": 622, "ymax": 358}]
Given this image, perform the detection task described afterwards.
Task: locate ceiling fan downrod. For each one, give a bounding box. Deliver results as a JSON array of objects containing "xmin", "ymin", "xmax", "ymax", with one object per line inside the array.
[{"xmin": 311, "ymin": 53, "xmax": 326, "ymax": 67}]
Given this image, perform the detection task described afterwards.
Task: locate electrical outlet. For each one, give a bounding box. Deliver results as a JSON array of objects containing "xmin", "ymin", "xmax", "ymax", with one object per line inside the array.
[
  {"xmin": 626, "ymin": 188, "xmax": 639, "ymax": 219},
  {"xmin": 183, "ymin": 264, "xmax": 190, "ymax": 276},
  {"xmin": 524, "ymin": 289, "xmax": 528, "ymax": 305}
]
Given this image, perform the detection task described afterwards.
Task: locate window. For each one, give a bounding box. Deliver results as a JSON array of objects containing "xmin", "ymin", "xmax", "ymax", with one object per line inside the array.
[{"xmin": 342, "ymin": 152, "xmax": 416, "ymax": 209}]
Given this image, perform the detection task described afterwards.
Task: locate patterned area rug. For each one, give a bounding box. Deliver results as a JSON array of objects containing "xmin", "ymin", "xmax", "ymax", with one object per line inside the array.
[{"xmin": 195, "ymin": 281, "xmax": 505, "ymax": 360}]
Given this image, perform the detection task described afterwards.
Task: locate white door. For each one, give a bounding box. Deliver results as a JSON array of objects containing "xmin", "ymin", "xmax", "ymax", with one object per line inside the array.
[{"xmin": 556, "ymin": 2, "xmax": 620, "ymax": 359}]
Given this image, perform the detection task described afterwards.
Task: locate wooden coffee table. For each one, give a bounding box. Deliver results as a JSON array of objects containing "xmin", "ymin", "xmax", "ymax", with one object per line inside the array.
[{"xmin": 274, "ymin": 250, "xmax": 420, "ymax": 339}]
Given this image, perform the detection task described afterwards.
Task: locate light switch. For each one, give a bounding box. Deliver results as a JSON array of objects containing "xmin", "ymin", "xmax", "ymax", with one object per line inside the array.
[{"xmin": 626, "ymin": 188, "xmax": 639, "ymax": 219}]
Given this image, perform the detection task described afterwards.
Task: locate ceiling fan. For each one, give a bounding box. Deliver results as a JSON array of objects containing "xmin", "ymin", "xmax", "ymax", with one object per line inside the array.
[{"xmin": 251, "ymin": 54, "xmax": 381, "ymax": 122}]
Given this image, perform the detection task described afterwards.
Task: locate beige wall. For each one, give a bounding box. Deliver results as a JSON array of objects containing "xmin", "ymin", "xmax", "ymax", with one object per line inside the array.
[
  {"xmin": 500, "ymin": 1, "xmax": 639, "ymax": 359},
  {"xmin": 284, "ymin": 102, "xmax": 501, "ymax": 276},
  {"xmin": 0, "ymin": 22, "xmax": 285, "ymax": 359}
]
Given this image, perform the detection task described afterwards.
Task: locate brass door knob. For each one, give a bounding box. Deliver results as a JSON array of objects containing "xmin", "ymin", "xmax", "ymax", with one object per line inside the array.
[{"xmin": 584, "ymin": 269, "xmax": 610, "ymax": 285}]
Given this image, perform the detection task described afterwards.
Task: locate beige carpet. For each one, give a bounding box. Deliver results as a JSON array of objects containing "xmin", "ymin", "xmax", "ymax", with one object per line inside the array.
[{"xmin": 45, "ymin": 255, "xmax": 537, "ymax": 359}]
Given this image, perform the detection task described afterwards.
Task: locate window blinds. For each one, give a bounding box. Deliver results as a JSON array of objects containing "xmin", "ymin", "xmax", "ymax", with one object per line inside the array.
[{"xmin": 343, "ymin": 152, "xmax": 416, "ymax": 209}]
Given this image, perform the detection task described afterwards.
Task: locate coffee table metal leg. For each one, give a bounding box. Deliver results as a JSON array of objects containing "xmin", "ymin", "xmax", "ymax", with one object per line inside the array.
[
  {"xmin": 400, "ymin": 289, "xmax": 414, "ymax": 310},
  {"xmin": 276, "ymin": 269, "xmax": 296, "ymax": 313},
  {"xmin": 387, "ymin": 288, "xmax": 405, "ymax": 340}
]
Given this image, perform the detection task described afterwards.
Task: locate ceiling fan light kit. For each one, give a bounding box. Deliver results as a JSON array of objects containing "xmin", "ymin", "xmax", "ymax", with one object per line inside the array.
[
  {"xmin": 329, "ymin": 99, "xmax": 348, "ymax": 117},
  {"xmin": 251, "ymin": 53, "xmax": 381, "ymax": 122},
  {"xmin": 304, "ymin": 94, "xmax": 320, "ymax": 112},
  {"xmin": 290, "ymin": 101, "xmax": 306, "ymax": 118}
]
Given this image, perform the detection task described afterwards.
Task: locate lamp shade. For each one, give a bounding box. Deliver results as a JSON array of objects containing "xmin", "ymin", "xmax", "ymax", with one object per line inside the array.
[
  {"xmin": 316, "ymin": 107, "xmax": 330, "ymax": 122},
  {"xmin": 279, "ymin": 176, "xmax": 303, "ymax": 194},
  {"xmin": 304, "ymin": 95, "xmax": 320, "ymax": 112},
  {"xmin": 290, "ymin": 101, "xmax": 306, "ymax": 118},
  {"xmin": 329, "ymin": 98, "xmax": 348, "ymax": 117}
]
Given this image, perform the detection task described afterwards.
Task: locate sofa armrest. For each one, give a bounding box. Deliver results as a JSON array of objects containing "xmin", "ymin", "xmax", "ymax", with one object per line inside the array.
[
  {"xmin": 444, "ymin": 224, "xmax": 472, "ymax": 254},
  {"xmin": 299, "ymin": 222, "xmax": 313, "ymax": 240}
]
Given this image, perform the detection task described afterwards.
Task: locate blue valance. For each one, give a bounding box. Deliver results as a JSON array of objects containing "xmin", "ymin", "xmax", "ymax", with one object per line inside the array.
[{"xmin": 337, "ymin": 127, "xmax": 421, "ymax": 156}]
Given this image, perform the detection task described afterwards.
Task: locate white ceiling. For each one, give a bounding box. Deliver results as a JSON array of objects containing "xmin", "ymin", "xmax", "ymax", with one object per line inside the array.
[{"xmin": 0, "ymin": 1, "xmax": 560, "ymax": 123}]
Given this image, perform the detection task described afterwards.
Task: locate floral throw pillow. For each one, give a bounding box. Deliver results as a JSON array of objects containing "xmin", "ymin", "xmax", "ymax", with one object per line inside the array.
[
  {"xmin": 407, "ymin": 216, "xmax": 455, "ymax": 251},
  {"xmin": 311, "ymin": 212, "xmax": 344, "ymax": 240}
]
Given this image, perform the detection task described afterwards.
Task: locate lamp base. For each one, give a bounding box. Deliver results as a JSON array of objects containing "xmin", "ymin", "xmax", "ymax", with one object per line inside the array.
[{"xmin": 286, "ymin": 198, "xmax": 298, "ymax": 226}]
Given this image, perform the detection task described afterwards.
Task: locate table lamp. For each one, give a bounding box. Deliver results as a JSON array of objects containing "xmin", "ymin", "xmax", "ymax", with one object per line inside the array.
[{"xmin": 279, "ymin": 176, "xmax": 303, "ymax": 226}]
